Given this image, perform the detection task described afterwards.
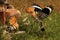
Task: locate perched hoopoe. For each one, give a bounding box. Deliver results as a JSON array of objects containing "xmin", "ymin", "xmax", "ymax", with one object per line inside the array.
[{"xmin": 26, "ymin": 3, "xmax": 53, "ymax": 31}]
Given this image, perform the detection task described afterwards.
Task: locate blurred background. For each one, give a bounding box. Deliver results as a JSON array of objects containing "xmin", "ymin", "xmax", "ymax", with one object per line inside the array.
[{"xmin": 0, "ymin": 0, "xmax": 60, "ymax": 40}]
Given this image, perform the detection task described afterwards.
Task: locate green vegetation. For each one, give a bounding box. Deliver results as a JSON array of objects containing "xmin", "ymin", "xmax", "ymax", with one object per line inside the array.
[
  {"xmin": 12, "ymin": 12, "xmax": 60, "ymax": 40},
  {"xmin": 0, "ymin": 12, "xmax": 60, "ymax": 40}
]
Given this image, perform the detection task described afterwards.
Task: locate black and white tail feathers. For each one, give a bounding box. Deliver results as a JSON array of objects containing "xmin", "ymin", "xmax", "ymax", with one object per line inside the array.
[
  {"xmin": 32, "ymin": 3, "xmax": 53, "ymax": 15},
  {"xmin": 32, "ymin": 3, "xmax": 42, "ymax": 12},
  {"xmin": 42, "ymin": 5, "xmax": 53, "ymax": 15}
]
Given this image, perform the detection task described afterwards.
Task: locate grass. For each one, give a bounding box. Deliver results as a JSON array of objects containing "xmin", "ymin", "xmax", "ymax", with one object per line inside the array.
[
  {"xmin": 11, "ymin": 12, "xmax": 60, "ymax": 40},
  {"xmin": 0, "ymin": 12, "xmax": 60, "ymax": 40}
]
